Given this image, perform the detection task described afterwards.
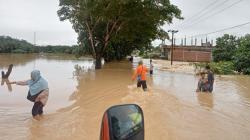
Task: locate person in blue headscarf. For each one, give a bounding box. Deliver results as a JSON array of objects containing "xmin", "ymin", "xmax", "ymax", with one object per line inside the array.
[{"xmin": 9, "ymin": 70, "xmax": 49, "ymax": 120}]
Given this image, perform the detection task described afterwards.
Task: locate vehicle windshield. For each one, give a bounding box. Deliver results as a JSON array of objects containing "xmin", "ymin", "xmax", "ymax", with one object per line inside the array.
[{"xmin": 109, "ymin": 105, "xmax": 143, "ymax": 140}]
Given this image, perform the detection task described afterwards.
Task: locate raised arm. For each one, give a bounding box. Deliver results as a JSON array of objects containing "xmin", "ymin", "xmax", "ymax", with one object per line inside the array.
[{"xmin": 9, "ymin": 80, "xmax": 30, "ymax": 86}]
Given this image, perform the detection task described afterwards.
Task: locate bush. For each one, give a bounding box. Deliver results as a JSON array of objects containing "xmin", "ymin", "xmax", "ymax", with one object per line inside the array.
[
  {"xmin": 194, "ymin": 61, "xmax": 235, "ymax": 75},
  {"xmin": 11, "ymin": 49, "xmax": 27, "ymax": 53},
  {"xmin": 209, "ymin": 61, "xmax": 235, "ymax": 75},
  {"xmin": 149, "ymin": 53, "xmax": 161, "ymax": 59}
]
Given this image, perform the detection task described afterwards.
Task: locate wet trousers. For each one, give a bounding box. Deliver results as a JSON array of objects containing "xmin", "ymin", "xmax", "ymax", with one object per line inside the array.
[{"xmin": 32, "ymin": 101, "xmax": 44, "ymax": 116}]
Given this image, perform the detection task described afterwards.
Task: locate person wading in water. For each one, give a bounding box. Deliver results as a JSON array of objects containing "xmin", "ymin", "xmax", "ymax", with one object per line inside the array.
[
  {"xmin": 132, "ymin": 60, "xmax": 148, "ymax": 91},
  {"xmin": 149, "ymin": 59, "xmax": 153, "ymax": 76},
  {"xmin": 206, "ymin": 65, "xmax": 214, "ymax": 93},
  {"xmin": 9, "ymin": 70, "xmax": 49, "ymax": 120},
  {"xmin": 196, "ymin": 72, "xmax": 208, "ymax": 92}
]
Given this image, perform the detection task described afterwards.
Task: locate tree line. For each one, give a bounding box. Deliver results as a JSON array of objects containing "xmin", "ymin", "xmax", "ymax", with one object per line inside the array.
[
  {"xmin": 212, "ymin": 34, "xmax": 250, "ymax": 75},
  {"xmin": 0, "ymin": 36, "xmax": 83, "ymax": 55}
]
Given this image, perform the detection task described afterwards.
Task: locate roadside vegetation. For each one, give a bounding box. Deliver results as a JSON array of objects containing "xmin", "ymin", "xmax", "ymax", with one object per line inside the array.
[
  {"xmin": 194, "ymin": 34, "xmax": 250, "ymax": 75},
  {"xmin": 0, "ymin": 36, "xmax": 85, "ymax": 56},
  {"xmin": 138, "ymin": 45, "xmax": 162, "ymax": 59}
]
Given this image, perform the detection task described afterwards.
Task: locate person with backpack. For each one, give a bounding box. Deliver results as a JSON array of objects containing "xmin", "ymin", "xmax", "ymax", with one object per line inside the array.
[{"xmin": 132, "ymin": 60, "xmax": 148, "ymax": 91}]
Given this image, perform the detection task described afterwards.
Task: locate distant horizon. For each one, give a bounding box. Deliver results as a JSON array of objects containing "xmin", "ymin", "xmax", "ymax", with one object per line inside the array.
[{"xmin": 0, "ymin": 35, "xmax": 77, "ymax": 46}]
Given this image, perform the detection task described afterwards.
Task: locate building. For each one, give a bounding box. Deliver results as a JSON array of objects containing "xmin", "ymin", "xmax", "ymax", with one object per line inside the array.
[{"xmin": 161, "ymin": 44, "xmax": 213, "ymax": 62}]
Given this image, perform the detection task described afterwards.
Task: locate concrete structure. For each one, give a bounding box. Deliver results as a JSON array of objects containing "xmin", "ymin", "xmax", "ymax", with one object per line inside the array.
[{"xmin": 161, "ymin": 45, "xmax": 213, "ymax": 62}]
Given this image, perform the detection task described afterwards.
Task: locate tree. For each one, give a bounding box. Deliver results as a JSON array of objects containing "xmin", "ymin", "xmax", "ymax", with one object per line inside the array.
[
  {"xmin": 157, "ymin": 29, "xmax": 169, "ymax": 44},
  {"xmin": 234, "ymin": 34, "xmax": 250, "ymax": 74},
  {"xmin": 212, "ymin": 34, "xmax": 239, "ymax": 62},
  {"xmin": 58, "ymin": 0, "xmax": 182, "ymax": 69}
]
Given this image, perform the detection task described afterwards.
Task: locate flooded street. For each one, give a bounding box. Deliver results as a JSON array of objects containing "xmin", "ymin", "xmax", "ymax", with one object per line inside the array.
[{"xmin": 0, "ymin": 54, "xmax": 250, "ymax": 140}]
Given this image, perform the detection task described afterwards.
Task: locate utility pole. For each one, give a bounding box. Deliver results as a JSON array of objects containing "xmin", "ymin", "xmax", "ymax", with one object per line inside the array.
[
  {"xmin": 168, "ymin": 30, "xmax": 178, "ymax": 65},
  {"xmin": 34, "ymin": 32, "xmax": 36, "ymax": 47},
  {"xmin": 184, "ymin": 35, "xmax": 186, "ymax": 46},
  {"xmin": 191, "ymin": 37, "xmax": 193, "ymax": 46}
]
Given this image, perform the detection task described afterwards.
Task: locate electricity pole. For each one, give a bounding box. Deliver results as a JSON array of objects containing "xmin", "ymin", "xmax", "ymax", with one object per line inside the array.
[
  {"xmin": 34, "ymin": 32, "xmax": 36, "ymax": 47},
  {"xmin": 168, "ymin": 30, "xmax": 178, "ymax": 65}
]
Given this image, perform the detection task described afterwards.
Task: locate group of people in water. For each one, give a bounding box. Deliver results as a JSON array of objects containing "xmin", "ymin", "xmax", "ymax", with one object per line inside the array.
[
  {"xmin": 132, "ymin": 58, "xmax": 214, "ymax": 93},
  {"xmin": 196, "ymin": 65, "xmax": 214, "ymax": 93},
  {"xmin": 4, "ymin": 57, "xmax": 213, "ymax": 120}
]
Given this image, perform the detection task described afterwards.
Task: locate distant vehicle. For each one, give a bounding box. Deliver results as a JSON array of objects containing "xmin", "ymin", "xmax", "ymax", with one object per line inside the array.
[{"xmin": 100, "ymin": 104, "xmax": 144, "ymax": 140}]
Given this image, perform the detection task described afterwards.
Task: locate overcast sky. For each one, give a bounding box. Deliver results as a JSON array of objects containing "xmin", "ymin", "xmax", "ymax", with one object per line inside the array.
[
  {"xmin": 0, "ymin": 0, "xmax": 250, "ymax": 46},
  {"xmin": 0, "ymin": 0, "xmax": 77, "ymax": 45}
]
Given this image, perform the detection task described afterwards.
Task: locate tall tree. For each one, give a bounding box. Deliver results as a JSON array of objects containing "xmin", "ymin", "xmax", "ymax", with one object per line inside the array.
[
  {"xmin": 212, "ymin": 34, "xmax": 239, "ymax": 62},
  {"xmin": 58, "ymin": 0, "xmax": 182, "ymax": 69},
  {"xmin": 234, "ymin": 34, "xmax": 250, "ymax": 74}
]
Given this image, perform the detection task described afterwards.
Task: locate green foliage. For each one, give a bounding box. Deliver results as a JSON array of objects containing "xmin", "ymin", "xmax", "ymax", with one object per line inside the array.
[
  {"xmin": 58, "ymin": 0, "xmax": 182, "ymax": 68},
  {"xmin": 0, "ymin": 36, "xmax": 79, "ymax": 55},
  {"xmin": 103, "ymin": 41, "xmax": 134, "ymax": 62},
  {"xmin": 157, "ymin": 29, "xmax": 169, "ymax": 43},
  {"xmin": 212, "ymin": 34, "xmax": 239, "ymax": 62},
  {"xmin": 233, "ymin": 34, "xmax": 250, "ymax": 74},
  {"xmin": 39, "ymin": 45, "xmax": 73, "ymax": 54},
  {"xmin": 152, "ymin": 46, "xmax": 162, "ymax": 54},
  {"xmin": 149, "ymin": 53, "xmax": 161, "ymax": 59},
  {"xmin": 11, "ymin": 49, "xmax": 27, "ymax": 53},
  {"xmin": 194, "ymin": 61, "xmax": 235, "ymax": 75},
  {"xmin": 72, "ymin": 45, "xmax": 88, "ymax": 58},
  {"xmin": 0, "ymin": 36, "xmax": 34, "ymax": 53},
  {"xmin": 139, "ymin": 45, "xmax": 161, "ymax": 59},
  {"xmin": 210, "ymin": 34, "xmax": 250, "ymax": 75},
  {"xmin": 209, "ymin": 61, "xmax": 235, "ymax": 75}
]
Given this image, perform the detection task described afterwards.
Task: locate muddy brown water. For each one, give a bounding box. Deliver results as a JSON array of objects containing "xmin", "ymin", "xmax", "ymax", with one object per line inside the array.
[{"xmin": 0, "ymin": 54, "xmax": 250, "ymax": 140}]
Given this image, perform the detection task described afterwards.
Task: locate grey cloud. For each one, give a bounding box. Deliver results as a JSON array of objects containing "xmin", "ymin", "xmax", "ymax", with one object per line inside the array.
[{"xmin": 0, "ymin": 0, "xmax": 249, "ymax": 46}]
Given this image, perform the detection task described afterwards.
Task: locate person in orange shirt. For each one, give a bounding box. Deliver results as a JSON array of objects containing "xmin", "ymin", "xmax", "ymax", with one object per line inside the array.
[{"xmin": 132, "ymin": 60, "xmax": 148, "ymax": 91}]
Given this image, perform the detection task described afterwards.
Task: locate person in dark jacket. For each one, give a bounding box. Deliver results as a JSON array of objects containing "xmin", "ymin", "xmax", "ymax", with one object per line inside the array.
[{"xmin": 206, "ymin": 65, "xmax": 214, "ymax": 93}]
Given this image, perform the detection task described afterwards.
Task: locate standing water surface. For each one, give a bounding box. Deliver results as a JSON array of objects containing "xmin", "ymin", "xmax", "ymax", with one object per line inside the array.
[{"xmin": 0, "ymin": 54, "xmax": 250, "ymax": 140}]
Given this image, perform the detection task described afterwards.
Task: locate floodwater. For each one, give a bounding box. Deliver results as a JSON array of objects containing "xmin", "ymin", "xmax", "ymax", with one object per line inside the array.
[{"xmin": 0, "ymin": 54, "xmax": 250, "ymax": 140}]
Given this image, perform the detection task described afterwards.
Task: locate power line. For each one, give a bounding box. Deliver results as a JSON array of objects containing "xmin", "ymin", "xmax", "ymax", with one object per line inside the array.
[
  {"xmin": 189, "ymin": 21, "xmax": 250, "ymax": 38},
  {"xmin": 178, "ymin": 0, "xmax": 220, "ymax": 25},
  {"xmin": 183, "ymin": 0, "xmax": 244, "ymax": 29},
  {"xmin": 177, "ymin": 0, "xmax": 230, "ymax": 28}
]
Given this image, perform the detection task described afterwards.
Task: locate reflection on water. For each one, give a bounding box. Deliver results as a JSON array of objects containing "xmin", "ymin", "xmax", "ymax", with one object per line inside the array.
[
  {"xmin": 196, "ymin": 92, "xmax": 214, "ymax": 109},
  {"xmin": 0, "ymin": 54, "xmax": 250, "ymax": 140},
  {"xmin": 1, "ymin": 79, "xmax": 12, "ymax": 92}
]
